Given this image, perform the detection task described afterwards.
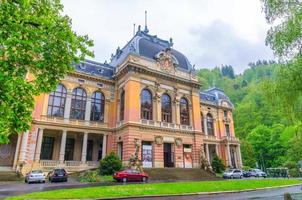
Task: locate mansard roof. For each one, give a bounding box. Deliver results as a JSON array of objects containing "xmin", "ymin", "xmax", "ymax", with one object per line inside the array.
[
  {"xmin": 200, "ymin": 87, "xmax": 234, "ymax": 108},
  {"xmin": 109, "ymin": 26, "xmax": 194, "ymax": 72},
  {"xmin": 74, "ymin": 59, "xmax": 115, "ymax": 80}
]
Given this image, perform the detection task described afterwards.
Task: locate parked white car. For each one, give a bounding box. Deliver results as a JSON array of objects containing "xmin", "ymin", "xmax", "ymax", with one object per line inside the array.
[
  {"xmin": 223, "ymin": 169, "xmax": 243, "ymax": 179},
  {"xmin": 25, "ymin": 170, "xmax": 46, "ymax": 184}
]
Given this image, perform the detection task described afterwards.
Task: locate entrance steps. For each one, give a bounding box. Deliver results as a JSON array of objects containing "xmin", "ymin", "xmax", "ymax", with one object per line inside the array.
[
  {"xmin": 144, "ymin": 168, "xmax": 219, "ymax": 181},
  {"xmin": 0, "ymin": 167, "xmax": 22, "ymax": 181}
]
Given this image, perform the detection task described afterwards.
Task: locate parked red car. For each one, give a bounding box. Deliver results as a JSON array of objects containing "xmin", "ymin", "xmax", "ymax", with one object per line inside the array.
[{"xmin": 113, "ymin": 169, "xmax": 148, "ymax": 182}]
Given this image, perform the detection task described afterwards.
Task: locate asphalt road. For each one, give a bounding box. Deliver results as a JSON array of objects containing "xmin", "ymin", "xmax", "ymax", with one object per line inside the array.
[{"xmin": 123, "ymin": 185, "xmax": 302, "ymax": 200}]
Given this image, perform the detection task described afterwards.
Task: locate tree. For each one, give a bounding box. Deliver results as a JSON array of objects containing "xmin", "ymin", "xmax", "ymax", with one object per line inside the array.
[
  {"xmin": 240, "ymin": 140, "xmax": 256, "ymax": 168},
  {"xmin": 0, "ymin": 0, "xmax": 93, "ymax": 143},
  {"xmin": 221, "ymin": 65, "xmax": 235, "ymax": 79},
  {"xmin": 99, "ymin": 152, "xmax": 122, "ymax": 175}
]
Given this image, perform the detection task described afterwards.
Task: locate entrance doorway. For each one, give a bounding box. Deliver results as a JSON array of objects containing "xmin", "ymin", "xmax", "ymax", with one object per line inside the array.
[{"xmin": 164, "ymin": 143, "xmax": 174, "ymax": 167}]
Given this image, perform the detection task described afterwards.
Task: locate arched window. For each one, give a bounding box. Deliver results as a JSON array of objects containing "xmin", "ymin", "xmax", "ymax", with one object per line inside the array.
[
  {"xmin": 161, "ymin": 93, "xmax": 172, "ymax": 123},
  {"xmin": 70, "ymin": 87, "xmax": 87, "ymax": 120},
  {"xmin": 120, "ymin": 90, "xmax": 125, "ymax": 121},
  {"xmin": 47, "ymin": 84, "xmax": 67, "ymax": 117},
  {"xmin": 207, "ymin": 113, "xmax": 214, "ymax": 136},
  {"xmin": 180, "ymin": 97, "xmax": 189, "ymax": 125},
  {"xmin": 90, "ymin": 91, "xmax": 105, "ymax": 122},
  {"xmin": 141, "ymin": 89, "xmax": 152, "ymax": 120},
  {"xmin": 201, "ymin": 113, "xmax": 205, "ymax": 133}
]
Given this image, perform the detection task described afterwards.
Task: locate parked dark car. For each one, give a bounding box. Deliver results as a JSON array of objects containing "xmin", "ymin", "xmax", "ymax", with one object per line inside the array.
[
  {"xmin": 48, "ymin": 168, "xmax": 68, "ymax": 182},
  {"xmin": 242, "ymin": 170, "xmax": 252, "ymax": 177},
  {"xmin": 113, "ymin": 169, "xmax": 148, "ymax": 182}
]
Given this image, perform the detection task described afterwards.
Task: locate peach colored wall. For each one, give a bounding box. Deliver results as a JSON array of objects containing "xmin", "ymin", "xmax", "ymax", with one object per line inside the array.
[
  {"xmin": 124, "ymin": 80, "xmax": 140, "ymax": 122},
  {"xmin": 191, "ymin": 93, "xmax": 202, "ymax": 131}
]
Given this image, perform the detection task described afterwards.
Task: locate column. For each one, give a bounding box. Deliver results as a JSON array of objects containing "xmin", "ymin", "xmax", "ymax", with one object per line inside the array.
[
  {"xmin": 215, "ymin": 144, "xmax": 219, "ymax": 157},
  {"xmin": 13, "ymin": 134, "xmax": 22, "ymax": 169},
  {"xmin": 205, "ymin": 143, "xmax": 210, "ymax": 165},
  {"xmin": 175, "ymin": 100, "xmax": 180, "ymax": 125},
  {"xmin": 64, "ymin": 91, "xmax": 72, "ymax": 119},
  {"xmin": 226, "ymin": 143, "xmax": 232, "ymax": 167},
  {"xmin": 19, "ymin": 131, "xmax": 29, "ymax": 162},
  {"xmin": 34, "ymin": 128, "xmax": 44, "ymax": 161},
  {"xmin": 157, "ymin": 98, "xmax": 161, "ymax": 122},
  {"xmin": 85, "ymin": 95, "xmax": 92, "ymax": 121},
  {"xmin": 238, "ymin": 144, "xmax": 243, "ymax": 168},
  {"xmin": 203, "ymin": 118, "xmax": 208, "ymax": 135},
  {"xmin": 81, "ymin": 132, "xmax": 88, "ymax": 162},
  {"xmin": 102, "ymin": 135, "xmax": 107, "ymax": 159},
  {"xmin": 189, "ymin": 106, "xmax": 193, "ymax": 127},
  {"xmin": 59, "ymin": 130, "xmax": 67, "ymax": 162}
]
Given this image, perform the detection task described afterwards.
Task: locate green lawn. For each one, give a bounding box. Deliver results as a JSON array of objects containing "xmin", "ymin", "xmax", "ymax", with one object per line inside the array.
[{"xmin": 7, "ymin": 179, "xmax": 301, "ymax": 200}]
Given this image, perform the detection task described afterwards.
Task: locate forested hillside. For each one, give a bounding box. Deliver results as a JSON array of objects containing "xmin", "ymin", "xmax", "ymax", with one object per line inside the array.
[{"xmin": 198, "ymin": 61, "xmax": 302, "ymax": 175}]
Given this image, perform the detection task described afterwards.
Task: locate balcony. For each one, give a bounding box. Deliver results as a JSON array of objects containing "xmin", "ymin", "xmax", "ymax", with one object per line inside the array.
[
  {"xmin": 39, "ymin": 160, "xmax": 99, "ymax": 172},
  {"xmin": 204, "ymin": 134, "xmax": 218, "ymax": 141},
  {"xmin": 140, "ymin": 119, "xmax": 193, "ymax": 132},
  {"xmin": 222, "ymin": 136, "xmax": 240, "ymax": 143},
  {"xmin": 39, "ymin": 115, "xmax": 108, "ymax": 128}
]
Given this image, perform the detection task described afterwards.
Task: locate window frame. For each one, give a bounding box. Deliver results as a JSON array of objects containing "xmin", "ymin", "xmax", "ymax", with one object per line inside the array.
[
  {"xmin": 70, "ymin": 87, "xmax": 87, "ymax": 120},
  {"xmin": 90, "ymin": 91, "xmax": 105, "ymax": 122},
  {"xmin": 140, "ymin": 89, "xmax": 153, "ymax": 120},
  {"xmin": 47, "ymin": 84, "xmax": 67, "ymax": 117},
  {"xmin": 161, "ymin": 93, "xmax": 172, "ymax": 123},
  {"xmin": 180, "ymin": 97, "xmax": 190, "ymax": 125}
]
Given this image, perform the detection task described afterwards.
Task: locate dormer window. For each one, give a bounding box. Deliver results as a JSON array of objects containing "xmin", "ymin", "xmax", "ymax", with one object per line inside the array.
[{"xmin": 98, "ymin": 69, "xmax": 104, "ymax": 74}]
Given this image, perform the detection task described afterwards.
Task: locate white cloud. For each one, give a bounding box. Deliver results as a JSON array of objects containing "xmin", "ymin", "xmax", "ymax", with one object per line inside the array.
[{"xmin": 61, "ymin": 0, "xmax": 274, "ymax": 73}]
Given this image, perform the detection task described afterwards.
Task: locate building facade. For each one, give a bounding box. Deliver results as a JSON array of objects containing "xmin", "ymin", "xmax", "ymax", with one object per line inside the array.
[{"xmin": 0, "ymin": 27, "xmax": 242, "ymax": 173}]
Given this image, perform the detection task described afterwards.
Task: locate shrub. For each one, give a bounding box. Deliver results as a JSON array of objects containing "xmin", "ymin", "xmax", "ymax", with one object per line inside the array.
[
  {"xmin": 99, "ymin": 152, "xmax": 122, "ymax": 175},
  {"xmin": 79, "ymin": 170, "xmax": 101, "ymax": 183},
  {"xmin": 211, "ymin": 155, "xmax": 225, "ymax": 173}
]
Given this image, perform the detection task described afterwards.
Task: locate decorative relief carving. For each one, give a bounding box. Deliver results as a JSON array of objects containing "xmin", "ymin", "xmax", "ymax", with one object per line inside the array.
[
  {"xmin": 155, "ymin": 48, "xmax": 178, "ymax": 73},
  {"xmin": 175, "ymin": 138, "xmax": 182, "ymax": 147},
  {"xmin": 154, "ymin": 136, "xmax": 163, "ymax": 145}
]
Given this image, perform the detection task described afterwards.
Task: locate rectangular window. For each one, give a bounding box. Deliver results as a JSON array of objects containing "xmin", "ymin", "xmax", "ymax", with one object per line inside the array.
[
  {"xmin": 225, "ymin": 124, "xmax": 230, "ymax": 136},
  {"xmin": 117, "ymin": 142, "xmax": 123, "ymax": 160},
  {"xmin": 40, "ymin": 136, "xmax": 54, "ymax": 160},
  {"xmin": 86, "ymin": 140, "xmax": 93, "ymax": 161},
  {"xmin": 64, "ymin": 138, "xmax": 75, "ymax": 161}
]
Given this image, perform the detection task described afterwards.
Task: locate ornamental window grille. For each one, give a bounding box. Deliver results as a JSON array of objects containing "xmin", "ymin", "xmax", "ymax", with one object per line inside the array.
[
  {"xmin": 47, "ymin": 84, "xmax": 67, "ymax": 117},
  {"xmin": 70, "ymin": 87, "xmax": 87, "ymax": 120},
  {"xmin": 141, "ymin": 89, "xmax": 153, "ymax": 120},
  {"xmin": 161, "ymin": 93, "xmax": 172, "ymax": 123},
  {"xmin": 90, "ymin": 91, "xmax": 105, "ymax": 122},
  {"xmin": 180, "ymin": 97, "xmax": 189, "ymax": 125}
]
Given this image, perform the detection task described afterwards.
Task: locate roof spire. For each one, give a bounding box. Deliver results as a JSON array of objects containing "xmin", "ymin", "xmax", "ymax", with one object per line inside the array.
[
  {"xmin": 133, "ymin": 23, "xmax": 136, "ymax": 36},
  {"xmin": 144, "ymin": 10, "xmax": 149, "ymax": 33}
]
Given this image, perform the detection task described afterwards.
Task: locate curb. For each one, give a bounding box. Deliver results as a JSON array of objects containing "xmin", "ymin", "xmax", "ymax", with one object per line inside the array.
[{"xmin": 97, "ymin": 183, "xmax": 302, "ymax": 200}]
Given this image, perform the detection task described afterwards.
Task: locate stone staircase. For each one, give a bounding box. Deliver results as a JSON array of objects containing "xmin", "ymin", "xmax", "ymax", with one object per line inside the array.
[
  {"xmin": 143, "ymin": 168, "xmax": 219, "ymax": 181},
  {"xmin": 0, "ymin": 167, "xmax": 22, "ymax": 181}
]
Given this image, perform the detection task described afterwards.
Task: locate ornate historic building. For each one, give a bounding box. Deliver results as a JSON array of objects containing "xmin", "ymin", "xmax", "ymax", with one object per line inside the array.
[{"xmin": 0, "ymin": 26, "xmax": 242, "ymax": 173}]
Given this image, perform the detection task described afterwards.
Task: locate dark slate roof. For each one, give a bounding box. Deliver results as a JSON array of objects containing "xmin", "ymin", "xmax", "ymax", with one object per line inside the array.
[
  {"xmin": 109, "ymin": 26, "xmax": 194, "ymax": 72},
  {"xmin": 200, "ymin": 87, "xmax": 234, "ymax": 108},
  {"xmin": 74, "ymin": 60, "xmax": 114, "ymax": 80}
]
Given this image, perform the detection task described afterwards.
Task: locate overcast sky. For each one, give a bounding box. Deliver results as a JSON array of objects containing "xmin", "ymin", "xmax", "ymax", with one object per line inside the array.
[{"xmin": 61, "ymin": 0, "xmax": 274, "ymax": 74}]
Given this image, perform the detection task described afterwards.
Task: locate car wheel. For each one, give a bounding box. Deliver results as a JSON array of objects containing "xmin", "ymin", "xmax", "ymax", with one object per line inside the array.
[
  {"xmin": 122, "ymin": 177, "xmax": 127, "ymax": 183},
  {"xmin": 230, "ymin": 176, "xmax": 233, "ymax": 179},
  {"xmin": 42, "ymin": 180, "xmax": 45, "ymax": 183},
  {"xmin": 25, "ymin": 179, "xmax": 27, "ymax": 183},
  {"xmin": 142, "ymin": 177, "xmax": 148, "ymax": 182}
]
